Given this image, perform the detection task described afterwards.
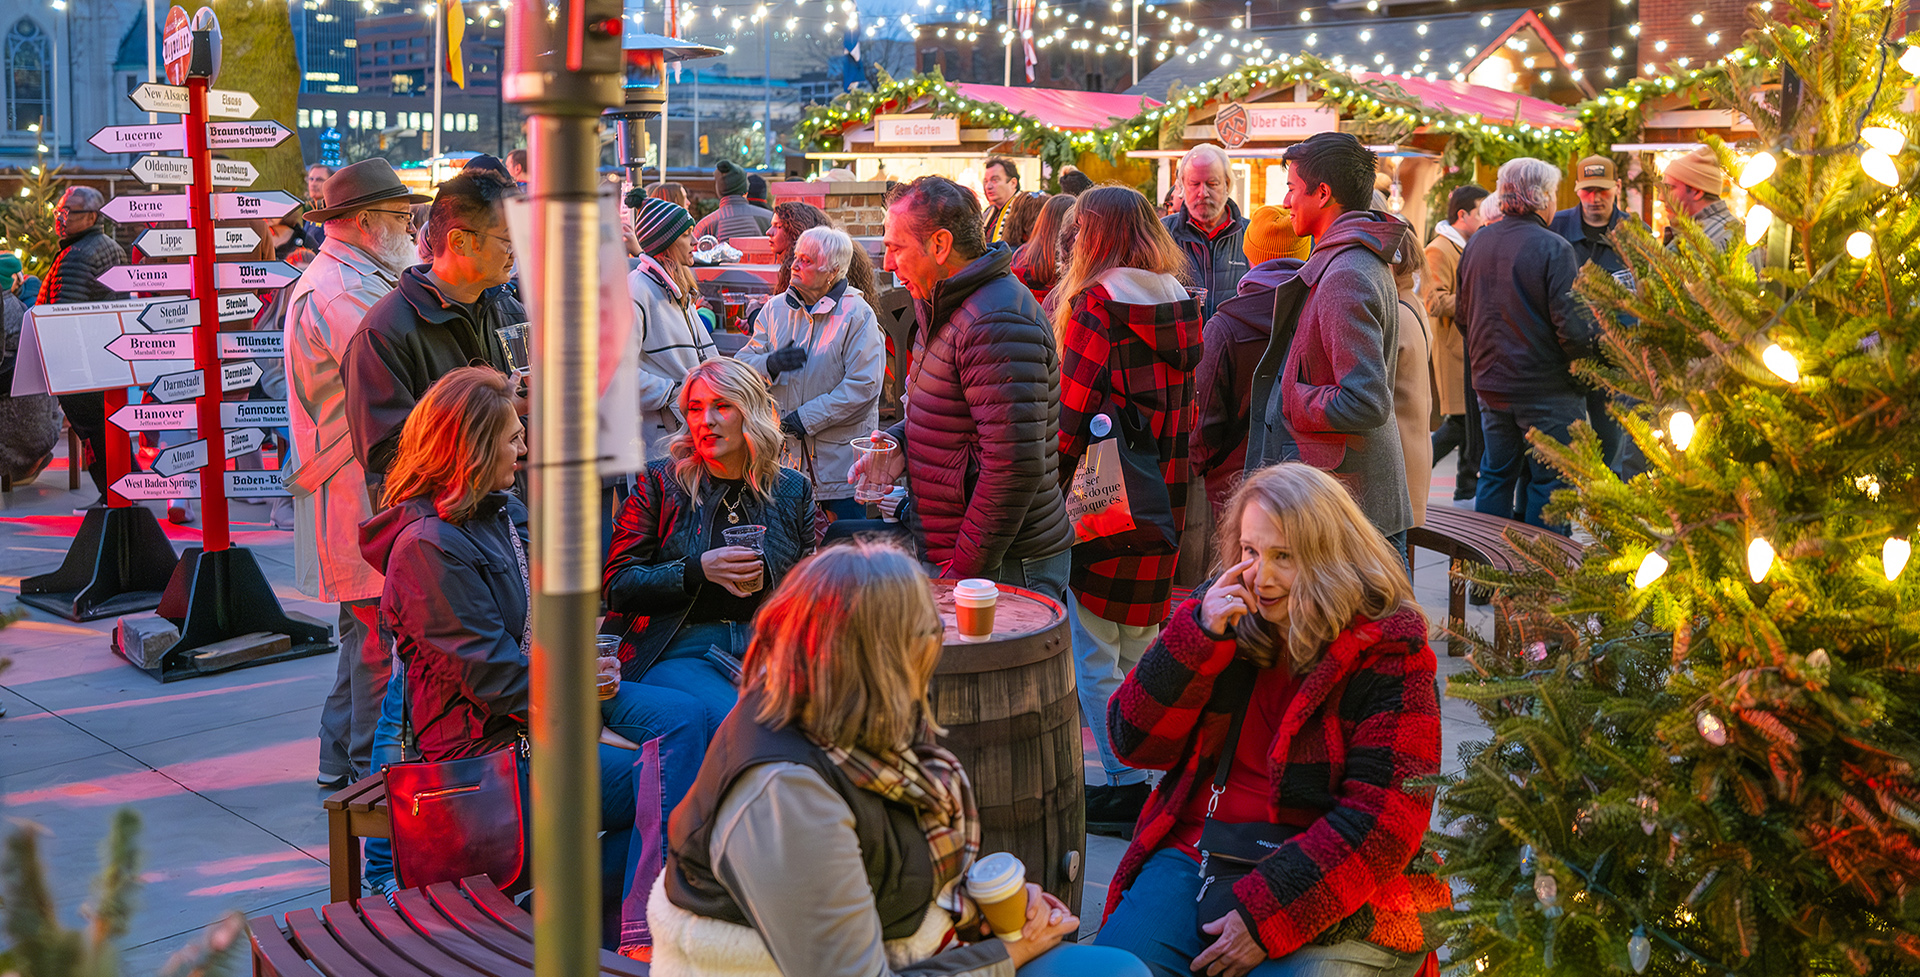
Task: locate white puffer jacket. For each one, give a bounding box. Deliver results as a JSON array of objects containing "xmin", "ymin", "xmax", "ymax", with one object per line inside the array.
[{"xmin": 629, "ymin": 255, "xmax": 716, "ymax": 454}]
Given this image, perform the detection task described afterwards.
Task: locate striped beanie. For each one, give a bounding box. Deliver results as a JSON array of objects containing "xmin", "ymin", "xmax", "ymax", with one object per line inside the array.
[{"xmin": 634, "ymin": 197, "xmax": 695, "ymax": 257}]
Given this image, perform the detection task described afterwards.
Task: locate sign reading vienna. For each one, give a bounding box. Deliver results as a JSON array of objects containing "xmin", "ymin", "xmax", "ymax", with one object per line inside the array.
[
  {"xmin": 214, "ymin": 261, "xmax": 298, "ymax": 290},
  {"xmin": 98, "ymin": 264, "xmax": 194, "ymax": 292}
]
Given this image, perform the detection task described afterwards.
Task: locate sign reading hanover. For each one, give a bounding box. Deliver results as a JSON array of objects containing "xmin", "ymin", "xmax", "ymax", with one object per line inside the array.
[
  {"xmin": 220, "ymin": 360, "xmax": 263, "ymax": 392},
  {"xmin": 108, "ymin": 401, "xmax": 195, "ymax": 431},
  {"xmin": 152, "ymin": 439, "xmax": 210, "ymax": 478},
  {"xmin": 98, "ymin": 263, "xmax": 193, "ymax": 292},
  {"xmin": 211, "ymin": 191, "xmax": 298, "ymax": 220},
  {"xmin": 220, "ymin": 400, "xmax": 287, "ymax": 428},
  {"xmin": 114, "ymin": 471, "xmax": 198, "ymax": 500},
  {"xmin": 138, "ymin": 298, "xmax": 200, "ymax": 332},
  {"xmin": 102, "ymin": 194, "xmax": 189, "ymax": 223},
  {"xmin": 207, "ymin": 121, "xmax": 292, "ymax": 149},
  {"xmin": 214, "ymin": 261, "xmax": 298, "ymax": 289},
  {"xmin": 107, "ymin": 331, "xmax": 193, "ymax": 361},
  {"xmin": 217, "ymin": 330, "xmax": 278, "ymax": 357},
  {"xmin": 89, "ymin": 123, "xmax": 184, "ymax": 154},
  {"xmin": 147, "ymin": 368, "xmax": 205, "ymax": 404}
]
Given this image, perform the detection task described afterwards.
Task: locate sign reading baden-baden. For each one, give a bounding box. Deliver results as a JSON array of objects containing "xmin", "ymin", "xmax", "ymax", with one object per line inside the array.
[
  {"xmin": 226, "ymin": 470, "xmax": 289, "ymax": 498},
  {"xmin": 874, "ymin": 114, "xmax": 961, "ymax": 146}
]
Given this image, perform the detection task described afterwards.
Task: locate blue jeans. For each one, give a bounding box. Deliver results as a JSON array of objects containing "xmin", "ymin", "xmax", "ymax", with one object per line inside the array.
[
  {"xmin": 1475, "ymin": 391, "xmax": 1585, "ymax": 533},
  {"xmin": 984, "ymin": 547, "xmax": 1072, "ymax": 609},
  {"xmin": 1068, "ymin": 594, "xmax": 1152, "ymax": 788},
  {"xmin": 1096, "ymin": 848, "xmax": 1426, "ymax": 977},
  {"xmin": 641, "ymin": 620, "xmax": 746, "ymax": 739},
  {"xmin": 1019, "ymin": 945, "xmax": 1152, "ymax": 977},
  {"xmin": 362, "ymin": 655, "xmax": 410, "ymax": 891},
  {"xmin": 819, "ymin": 497, "xmax": 867, "ymax": 521}
]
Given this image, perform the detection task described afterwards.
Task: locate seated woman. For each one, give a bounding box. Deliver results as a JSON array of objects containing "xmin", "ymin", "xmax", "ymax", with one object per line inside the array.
[
  {"xmin": 1093, "ymin": 463, "xmax": 1447, "ymax": 977},
  {"xmin": 360, "ymin": 366, "xmax": 710, "ymax": 944},
  {"xmin": 648, "ymin": 540, "xmax": 1150, "ymax": 977},
  {"xmin": 736, "ymin": 226, "xmax": 886, "ymax": 523},
  {"xmin": 603, "ymin": 357, "xmax": 815, "ymax": 735}
]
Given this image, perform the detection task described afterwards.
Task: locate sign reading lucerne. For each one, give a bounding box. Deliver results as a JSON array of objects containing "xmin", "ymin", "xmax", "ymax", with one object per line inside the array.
[{"xmin": 90, "ymin": 123, "xmax": 184, "ymax": 154}]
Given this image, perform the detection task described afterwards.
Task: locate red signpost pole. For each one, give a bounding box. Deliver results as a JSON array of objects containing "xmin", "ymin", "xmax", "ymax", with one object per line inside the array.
[
  {"xmin": 103, "ymin": 387, "xmax": 131, "ymax": 507},
  {"xmin": 183, "ymin": 73, "xmax": 228, "ymax": 551}
]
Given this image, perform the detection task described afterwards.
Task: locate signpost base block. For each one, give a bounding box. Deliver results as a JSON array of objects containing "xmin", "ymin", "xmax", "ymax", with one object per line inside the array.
[
  {"xmin": 131, "ymin": 545, "xmax": 334, "ymax": 682},
  {"xmin": 18, "ymin": 506, "xmax": 180, "ymax": 621}
]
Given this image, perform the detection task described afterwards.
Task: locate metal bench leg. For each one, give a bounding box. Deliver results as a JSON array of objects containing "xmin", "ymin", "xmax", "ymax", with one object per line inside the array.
[{"xmin": 1447, "ymin": 557, "xmax": 1468, "ymax": 658}]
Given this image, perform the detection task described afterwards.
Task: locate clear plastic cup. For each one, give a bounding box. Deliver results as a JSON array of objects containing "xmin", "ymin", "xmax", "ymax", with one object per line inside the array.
[
  {"xmin": 594, "ymin": 634, "xmax": 622, "ymax": 700},
  {"xmin": 850, "ymin": 432, "xmax": 899, "ymax": 503},
  {"xmin": 722, "ymin": 524, "xmax": 768, "ymax": 593}
]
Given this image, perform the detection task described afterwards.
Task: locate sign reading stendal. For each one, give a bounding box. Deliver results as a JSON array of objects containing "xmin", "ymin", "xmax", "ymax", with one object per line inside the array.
[
  {"xmin": 218, "ymin": 330, "xmax": 280, "ymax": 358},
  {"xmin": 139, "ymin": 298, "xmax": 200, "ymax": 332},
  {"xmin": 218, "ymin": 292, "xmax": 264, "ymax": 322},
  {"xmin": 220, "ymin": 399, "xmax": 288, "ymax": 429}
]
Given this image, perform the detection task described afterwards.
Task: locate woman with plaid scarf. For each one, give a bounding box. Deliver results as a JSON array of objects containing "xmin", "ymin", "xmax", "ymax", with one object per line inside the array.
[
  {"xmin": 1051, "ymin": 185, "xmax": 1206, "ymax": 837},
  {"xmin": 647, "ymin": 542, "xmax": 1148, "ymax": 977}
]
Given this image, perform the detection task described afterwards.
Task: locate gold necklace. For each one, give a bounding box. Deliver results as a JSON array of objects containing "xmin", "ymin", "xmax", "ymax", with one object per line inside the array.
[{"xmin": 720, "ymin": 484, "xmax": 743, "ymax": 524}]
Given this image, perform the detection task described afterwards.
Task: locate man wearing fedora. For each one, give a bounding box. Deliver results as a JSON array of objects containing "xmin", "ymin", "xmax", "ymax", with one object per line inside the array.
[{"xmin": 282, "ymin": 158, "xmax": 430, "ymax": 789}]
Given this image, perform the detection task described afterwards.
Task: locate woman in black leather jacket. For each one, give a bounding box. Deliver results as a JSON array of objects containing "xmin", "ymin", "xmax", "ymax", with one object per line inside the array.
[{"xmin": 603, "ymin": 358, "xmax": 815, "ymax": 735}]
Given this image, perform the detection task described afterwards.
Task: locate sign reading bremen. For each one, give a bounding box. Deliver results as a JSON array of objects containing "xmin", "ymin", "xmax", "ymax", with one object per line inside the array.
[
  {"xmin": 220, "ymin": 400, "xmax": 288, "ymax": 428},
  {"xmin": 107, "ymin": 331, "xmax": 193, "ymax": 361}
]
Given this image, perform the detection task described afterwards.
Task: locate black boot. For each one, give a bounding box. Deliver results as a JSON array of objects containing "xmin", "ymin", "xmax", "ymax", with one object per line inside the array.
[{"xmin": 1086, "ymin": 782, "xmax": 1151, "ymax": 839}]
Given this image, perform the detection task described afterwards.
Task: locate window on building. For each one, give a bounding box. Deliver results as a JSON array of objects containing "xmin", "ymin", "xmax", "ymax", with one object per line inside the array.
[
  {"xmin": 325, "ymin": 109, "xmax": 337, "ymax": 127},
  {"xmin": 5, "ymin": 18, "xmax": 49, "ymax": 133},
  {"xmin": 467, "ymin": 113, "xmax": 478, "ymax": 130},
  {"xmin": 299, "ymin": 108, "xmax": 312, "ymax": 128}
]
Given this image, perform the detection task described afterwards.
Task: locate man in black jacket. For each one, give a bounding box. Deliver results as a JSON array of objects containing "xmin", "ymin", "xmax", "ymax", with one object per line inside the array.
[
  {"xmin": 863, "ymin": 175, "xmax": 1072, "ymax": 602},
  {"xmin": 1162, "ymin": 143, "xmax": 1248, "ymax": 321},
  {"xmin": 47, "ymin": 187, "xmax": 128, "ymax": 503},
  {"xmin": 1550, "ymin": 155, "xmax": 1639, "ymax": 478},
  {"xmin": 1456, "ymin": 157, "xmax": 1597, "ymax": 533},
  {"xmin": 342, "ymin": 169, "xmax": 524, "ymax": 502}
]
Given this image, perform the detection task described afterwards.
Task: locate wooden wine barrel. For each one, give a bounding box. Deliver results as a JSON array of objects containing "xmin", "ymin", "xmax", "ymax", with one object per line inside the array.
[{"xmin": 927, "ymin": 580, "xmax": 1086, "ymax": 914}]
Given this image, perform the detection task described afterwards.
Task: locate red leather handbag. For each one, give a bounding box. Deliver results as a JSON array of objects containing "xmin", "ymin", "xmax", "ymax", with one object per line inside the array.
[{"xmin": 383, "ymin": 745, "xmax": 527, "ymax": 893}]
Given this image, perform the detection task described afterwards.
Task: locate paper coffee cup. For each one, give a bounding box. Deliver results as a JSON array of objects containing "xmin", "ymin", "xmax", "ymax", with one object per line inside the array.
[
  {"xmin": 966, "ymin": 852, "xmax": 1029, "ymax": 941},
  {"xmin": 953, "ymin": 578, "xmax": 998, "ymax": 642}
]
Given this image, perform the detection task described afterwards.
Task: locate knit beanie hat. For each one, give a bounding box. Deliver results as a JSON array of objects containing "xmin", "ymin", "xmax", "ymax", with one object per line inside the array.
[
  {"xmin": 1665, "ymin": 146, "xmax": 1725, "ymax": 196},
  {"xmin": 714, "ymin": 160, "xmax": 750, "ymax": 198},
  {"xmin": 0, "ymin": 253, "xmax": 22, "ymax": 279},
  {"xmin": 634, "ymin": 197, "xmax": 695, "ymax": 257},
  {"xmin": 1243, "ymin": 205, "xmax": 1310, "ymax": 265},
  {"xmin": 747, "ymin": 174, "xmax": 769, "ymax": 207}
]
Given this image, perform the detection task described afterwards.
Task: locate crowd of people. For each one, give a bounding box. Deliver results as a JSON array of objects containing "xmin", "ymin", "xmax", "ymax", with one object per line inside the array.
[{"xmin": 8, "ymin": 128, "xmax": 1734, "ymax": 975}]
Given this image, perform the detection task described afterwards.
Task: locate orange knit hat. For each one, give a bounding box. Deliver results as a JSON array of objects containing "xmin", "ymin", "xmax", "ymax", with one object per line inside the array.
[{"xmin": 1243, "ymin": 205, "xmax": 1310, "ymax": 265}]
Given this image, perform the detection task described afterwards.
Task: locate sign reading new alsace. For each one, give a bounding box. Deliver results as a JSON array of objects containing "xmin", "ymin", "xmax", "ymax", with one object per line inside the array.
[
  {"xmin": 129, "ymin": 155, "xmax": 258, "ymax": 187},
  {"xmin": 211, "ymin": 191, "xmax": 298, "ymax": 220},
  {"xmin": 152, "ymin": 439, "xmax": 210, "ymax": 478},
  {"xmin": 214, "ymin": 261, "xmax": 298, "ymax": 289},
  {"xmin": 134, "ymin": 225, "xmax": 263, "ymax": 258},
  {"xmin": 98, "ymin": 263, "xmax": 193, "ymax": 292},
  {"xmin": 147, "ymin": 368, "xmax": 205, "ymax": 404},
  {"xmin": 108, "ymin": 401, "xmax": 195, "ymax": 431},
  {"xmin": 221, "ymin": 400, "xmax": 288, "ymax": 428},
  {"xmin": 107, "ymin": 330, "xmax": 193, "ymax": 360},
  {"xmin": 874, "ymin": 114, "xmax": 961, "ymax": 146},
  {"xmin": 218, "ymin": 330, "xmax": 279, "ymax": 358},
  {"xmin": 207, "ymin": 121, "xmax": 292, "ymax": 149},
  {"xmin": 102, "ymin": 194, "xmax": 190, "ymax": 223},
  {"xmin": 128, "ymin": 82, "xmax": 258, "ymax": 119}
]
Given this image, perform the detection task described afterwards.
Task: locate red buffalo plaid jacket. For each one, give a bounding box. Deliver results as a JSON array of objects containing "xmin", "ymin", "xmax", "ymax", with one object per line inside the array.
[
  {"xmin": 1057, "ymin": 271, "xmax": 1203, "ymax": 626},
  {"xmin": 1103, "ymin": 599, "xmax": 1451, "ymax": 958}
]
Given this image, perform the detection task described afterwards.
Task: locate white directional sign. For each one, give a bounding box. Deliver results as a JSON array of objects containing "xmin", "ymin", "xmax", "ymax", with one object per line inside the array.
[
  {"xmin": 102, "ymin": 194, "xmax": 189, "ymax": 223},
  {"xmin": 129, "ymin": 155, "xmax": 193, "ymax": 185},
  {"xmin": 89, "ymin": 123, "xmax": 184, "ymax": 154},
  {"xmin": 217, "ymin": 293, "xmax": 265, "ymax": 323},
  {"xmin": 206, "ymin": 120, "xmax": 292, "ymax": 149},
  {"xmin": 152, "ymin": 439, "xmax": 210, "ymax": 478},
  {"xmin": 99, "ymin": 263, "xmax": 193, "ymax": 292},
  {"xmin": 107, "ymin": 330, "xmax": 193, "ymax": 361},
  {"xmin": 127, "ymin": 83, "xmax": 260, "ymax": 119},
  {"xmin": 209, "ymin": 89, "xmax": 259, "ymax": 119},
  {"xmin": 147, "ymin": 368, "xmax": 205, "ymax": 403},
  {"xmin": 226, "ymin": 470, "xmax": 288, "ymax": 499},
  {"xmin": 211, "ymin": 191, "xmax": 299, "ymax": 220},
  {"xmin": 221, "ymin": 400, "xmax": 288, "ymax": 428},
  {"xmin": 225, "ymin": 427, "xmax": 265, "ymax": 457},
  {"xmin": 214, "ymin": 261, "xmax": 298, "ymax": 290},
  {"xmin": 133, "ymin": 227, "xmax": 196, "ymax": 258},
  {"xmin": 108, "ymin": 401, "xmax": 195, "ymax": 431},
  {"xmin": 213, "ymin": 226, "xmax": 263, "ymax": 255},
  {"xmin": 113, "ymin": 471, "xmax": 199, "ymax": 500},
  {"xmin": 211, "ymin": 158, "xmax": 260, "ymax": 187},
  {"xmin": 220, "ymin": 360, "xmax": 262, "ymax": 391},
  {"xmin": 138, "ymin": 298, "xmax": 200, "ymax": 332},
  {"xmin": 218, "ymin": 331, "xmax": 279, "ymax": 358}
]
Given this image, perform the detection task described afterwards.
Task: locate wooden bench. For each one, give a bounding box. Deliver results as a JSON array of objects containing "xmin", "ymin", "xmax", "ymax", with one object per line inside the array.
[
  {"xmin": 249, "ymin": 874, "xmax": 650, "ymax": 977},
  {"xmin": 323, "ymin": 775, "xmax": 391, "ymax": 903},
  {"xmin": 1408, "ymin": 507, "xmax": 1586, "ymax": 657}
]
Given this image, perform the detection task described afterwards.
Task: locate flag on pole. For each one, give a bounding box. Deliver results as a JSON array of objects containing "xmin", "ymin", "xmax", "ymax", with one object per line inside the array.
[
  {"xmin": 841, "ymin": 29, "xmax": 863, "ymax": 90},
  {"xmin": 444, "ymin": 0, "xmax": 467, "ymax": 88},
  {"xmin": 1016, "ymin": 0, "xmax": 1036, "ymax": 82},
  {"xmin": 668, "ymin": 0, "xmax": 682, "ymax": 80}
]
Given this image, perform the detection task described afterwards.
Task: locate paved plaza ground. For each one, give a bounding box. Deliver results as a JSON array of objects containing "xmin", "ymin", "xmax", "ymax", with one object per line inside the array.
[{"xmin": 0, "ymin": 449, "xmax": 1499, "ymax": 972}]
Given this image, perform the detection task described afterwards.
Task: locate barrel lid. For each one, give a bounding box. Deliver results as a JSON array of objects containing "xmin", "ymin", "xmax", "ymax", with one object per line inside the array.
[{"xmin": 932, "ymin": 580, "xmax": 1069, "ymax": 674}]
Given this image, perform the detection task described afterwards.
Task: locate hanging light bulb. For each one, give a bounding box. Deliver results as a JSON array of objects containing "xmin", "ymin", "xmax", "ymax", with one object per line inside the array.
[
  {"xmin": 1748, "ymin": 536, "xmax": 1775, "ymax": 582},
  {"xmin": 1886, "ymin": 536, "xmax": 1911, "ymax": 581},
  {"xmin": 1696, "ymin": 710, "xmax": 1728, "ymax": 745},
  {"xmin": 1634, "ymin": 550, "xmax": 1669, "ymax": 589},
  {"xmin": 1903, "ymin": 45, "xmax": 1920, "ymax": 76},
  {"xmin": 1861, "ymin": 125, "xmax": 1907, "ymax": 156},
  {"xmin": 1744, "ymin": 203, "xmax": 1772, "ymax": 245},
  {"xmin": 1628, "ymin": 927, "xmax": 1652, "ymax": 973},
  {"xmin": 1667, "ymin": 411, "xmax": 1695, "ymax": 450},
  {"xmin": 1847, "ymin": 231, "xmax": 1874, "ymax": 259},
  {"xmin": 1738, "ymin": 151, "xmax": 1776, "ymax": 189},
  {"xmin": 1862, "ymin": 149, "xmax": 1900, "ymax": 187},
  {"xmin": 1762, "ymin": 343, "xmax": 1800, "ymax": 383}
]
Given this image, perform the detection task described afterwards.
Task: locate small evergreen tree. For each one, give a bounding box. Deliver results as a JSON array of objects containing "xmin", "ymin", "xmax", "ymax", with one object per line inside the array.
[{"xmin": 1434, "ymin": 0, "xmax": 1920, "ymax": 972}]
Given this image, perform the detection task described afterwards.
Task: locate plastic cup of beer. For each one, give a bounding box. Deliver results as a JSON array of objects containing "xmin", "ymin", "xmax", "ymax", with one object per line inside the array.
[
  {"xmin": 594, "ymin": 634, "xmax": 622, "ymax": 700},
  {"xmin": 966, "ymin": 852, "xmax": 1029, "ymax": 941},
  {"xmin": 850, "ymin": 432, "xmax": 900, "ymax": 504},
  {"xmin": 953, "ymin": 578, "xmax": 999, "ymax": 643},
  {"xmin": 722, "ymin": 291, "xmax": 746, "ymax": 330},
  {"xmin": 1188, "ymin": 286, "xmax": 1208, "ymax": 311},
  {"xmin": 721, "ymin": 524, "xmax": 768, "ymax": 593}
]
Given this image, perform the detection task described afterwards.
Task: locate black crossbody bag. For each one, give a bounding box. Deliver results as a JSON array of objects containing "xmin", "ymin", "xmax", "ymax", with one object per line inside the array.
[{"xmin": 1195, "ymin": 663, "xmax": 1303, "ymax": 938}]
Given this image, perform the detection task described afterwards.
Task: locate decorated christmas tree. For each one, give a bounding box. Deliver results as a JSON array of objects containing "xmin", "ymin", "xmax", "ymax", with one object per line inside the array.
[{"xmin": 1434, "ymin": 0, "xmax": 1920, "ymax": 973}]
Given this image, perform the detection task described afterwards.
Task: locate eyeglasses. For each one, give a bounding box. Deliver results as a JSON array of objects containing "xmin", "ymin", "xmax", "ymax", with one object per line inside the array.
[
  {"xmin": 460, "ymin": 227, "xmax": 513, "ymax": 251},
  {"xmin": 365, "ymin": 208, "xmax": 415, "ymax": 225}
]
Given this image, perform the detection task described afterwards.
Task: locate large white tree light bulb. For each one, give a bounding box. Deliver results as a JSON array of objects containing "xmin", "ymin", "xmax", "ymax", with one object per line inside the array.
[
  {"xmin": 1668, "ymin": 411, "xmax": 1695, "ymax": 450},
  {"xmin": 1886, "ymin": 536, "xmax": 1911, "ymax": 581},
  {"xmin": 1748, "ymin": 537, "xmax": 1776, "ymax": 583},
  {"xmin": 1634, "ymin": 550, "xmax": 1670, "ymax": 589},
  {"xmin": 1738, "ymin": 151, "xmax": 1777, "ymax": 189},
  {"xmin": 1861, "ymin": 126, "xmax": 1907, "ymax": 156},
  {"xmin": 1762, "ymin": 344, "xmax": 1800, "ymax": 383},
  {"xmin": 1744, "ymin": 203, "xmax": 1772, "ymax": 245},
  {"xmin": 1862, "ymin": 149, "xmax": 1900, "ymax": 187},
  {"xmin": 1903, "ymin": 45, "xmax": 1920, "ymax": 76},
  {"xmin": 1847, "ymin": 231, "xmax": 1874, "ymax": 259}
]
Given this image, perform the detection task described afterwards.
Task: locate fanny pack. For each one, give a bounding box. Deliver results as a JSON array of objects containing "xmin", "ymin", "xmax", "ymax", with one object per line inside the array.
[{"xmin": 1195, "ymin": 664, "xmax": 1302, "ymax": 938}]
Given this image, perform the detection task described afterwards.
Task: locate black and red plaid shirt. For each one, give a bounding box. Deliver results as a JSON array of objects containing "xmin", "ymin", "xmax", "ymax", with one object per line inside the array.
[{"xmin": 1057, "ymin": 282, "xmax": 1203, "ymax": 626}]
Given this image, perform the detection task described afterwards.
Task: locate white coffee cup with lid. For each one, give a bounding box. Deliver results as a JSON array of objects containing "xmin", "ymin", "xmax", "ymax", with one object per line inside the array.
[
  {"xmin": 953, "ymin": 578, "xmax": 999, "ymax": 642},
  {"xmin": 966, "ymin": 852, "xmax": 1029, "ymax": 940}
]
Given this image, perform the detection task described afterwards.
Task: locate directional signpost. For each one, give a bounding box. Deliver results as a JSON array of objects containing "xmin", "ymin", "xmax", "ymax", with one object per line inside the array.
[{"xmin": 20, "ymin": 2, "xmax": 332, "ymax": 672}]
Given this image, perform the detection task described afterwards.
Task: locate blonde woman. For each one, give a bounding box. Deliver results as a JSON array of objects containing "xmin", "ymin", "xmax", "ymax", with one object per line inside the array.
[
  {"xmin": 628, "ymin": 194, "xmax": 717, "ymax": 452},
  {"xmin": 648, "ymin": 541, "xmax": 1150, "ymax": 977},
  {"xmin": 603, "ymin": 358, "xmax": 815, "ymax": 734},
  {"xmin": 1093, "ymin": 463, "xmax": 1447, "ymax": 977},
  {"xmin": 1049, "ymin": 184, "xmax": 1202, "ymax": 837}
]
